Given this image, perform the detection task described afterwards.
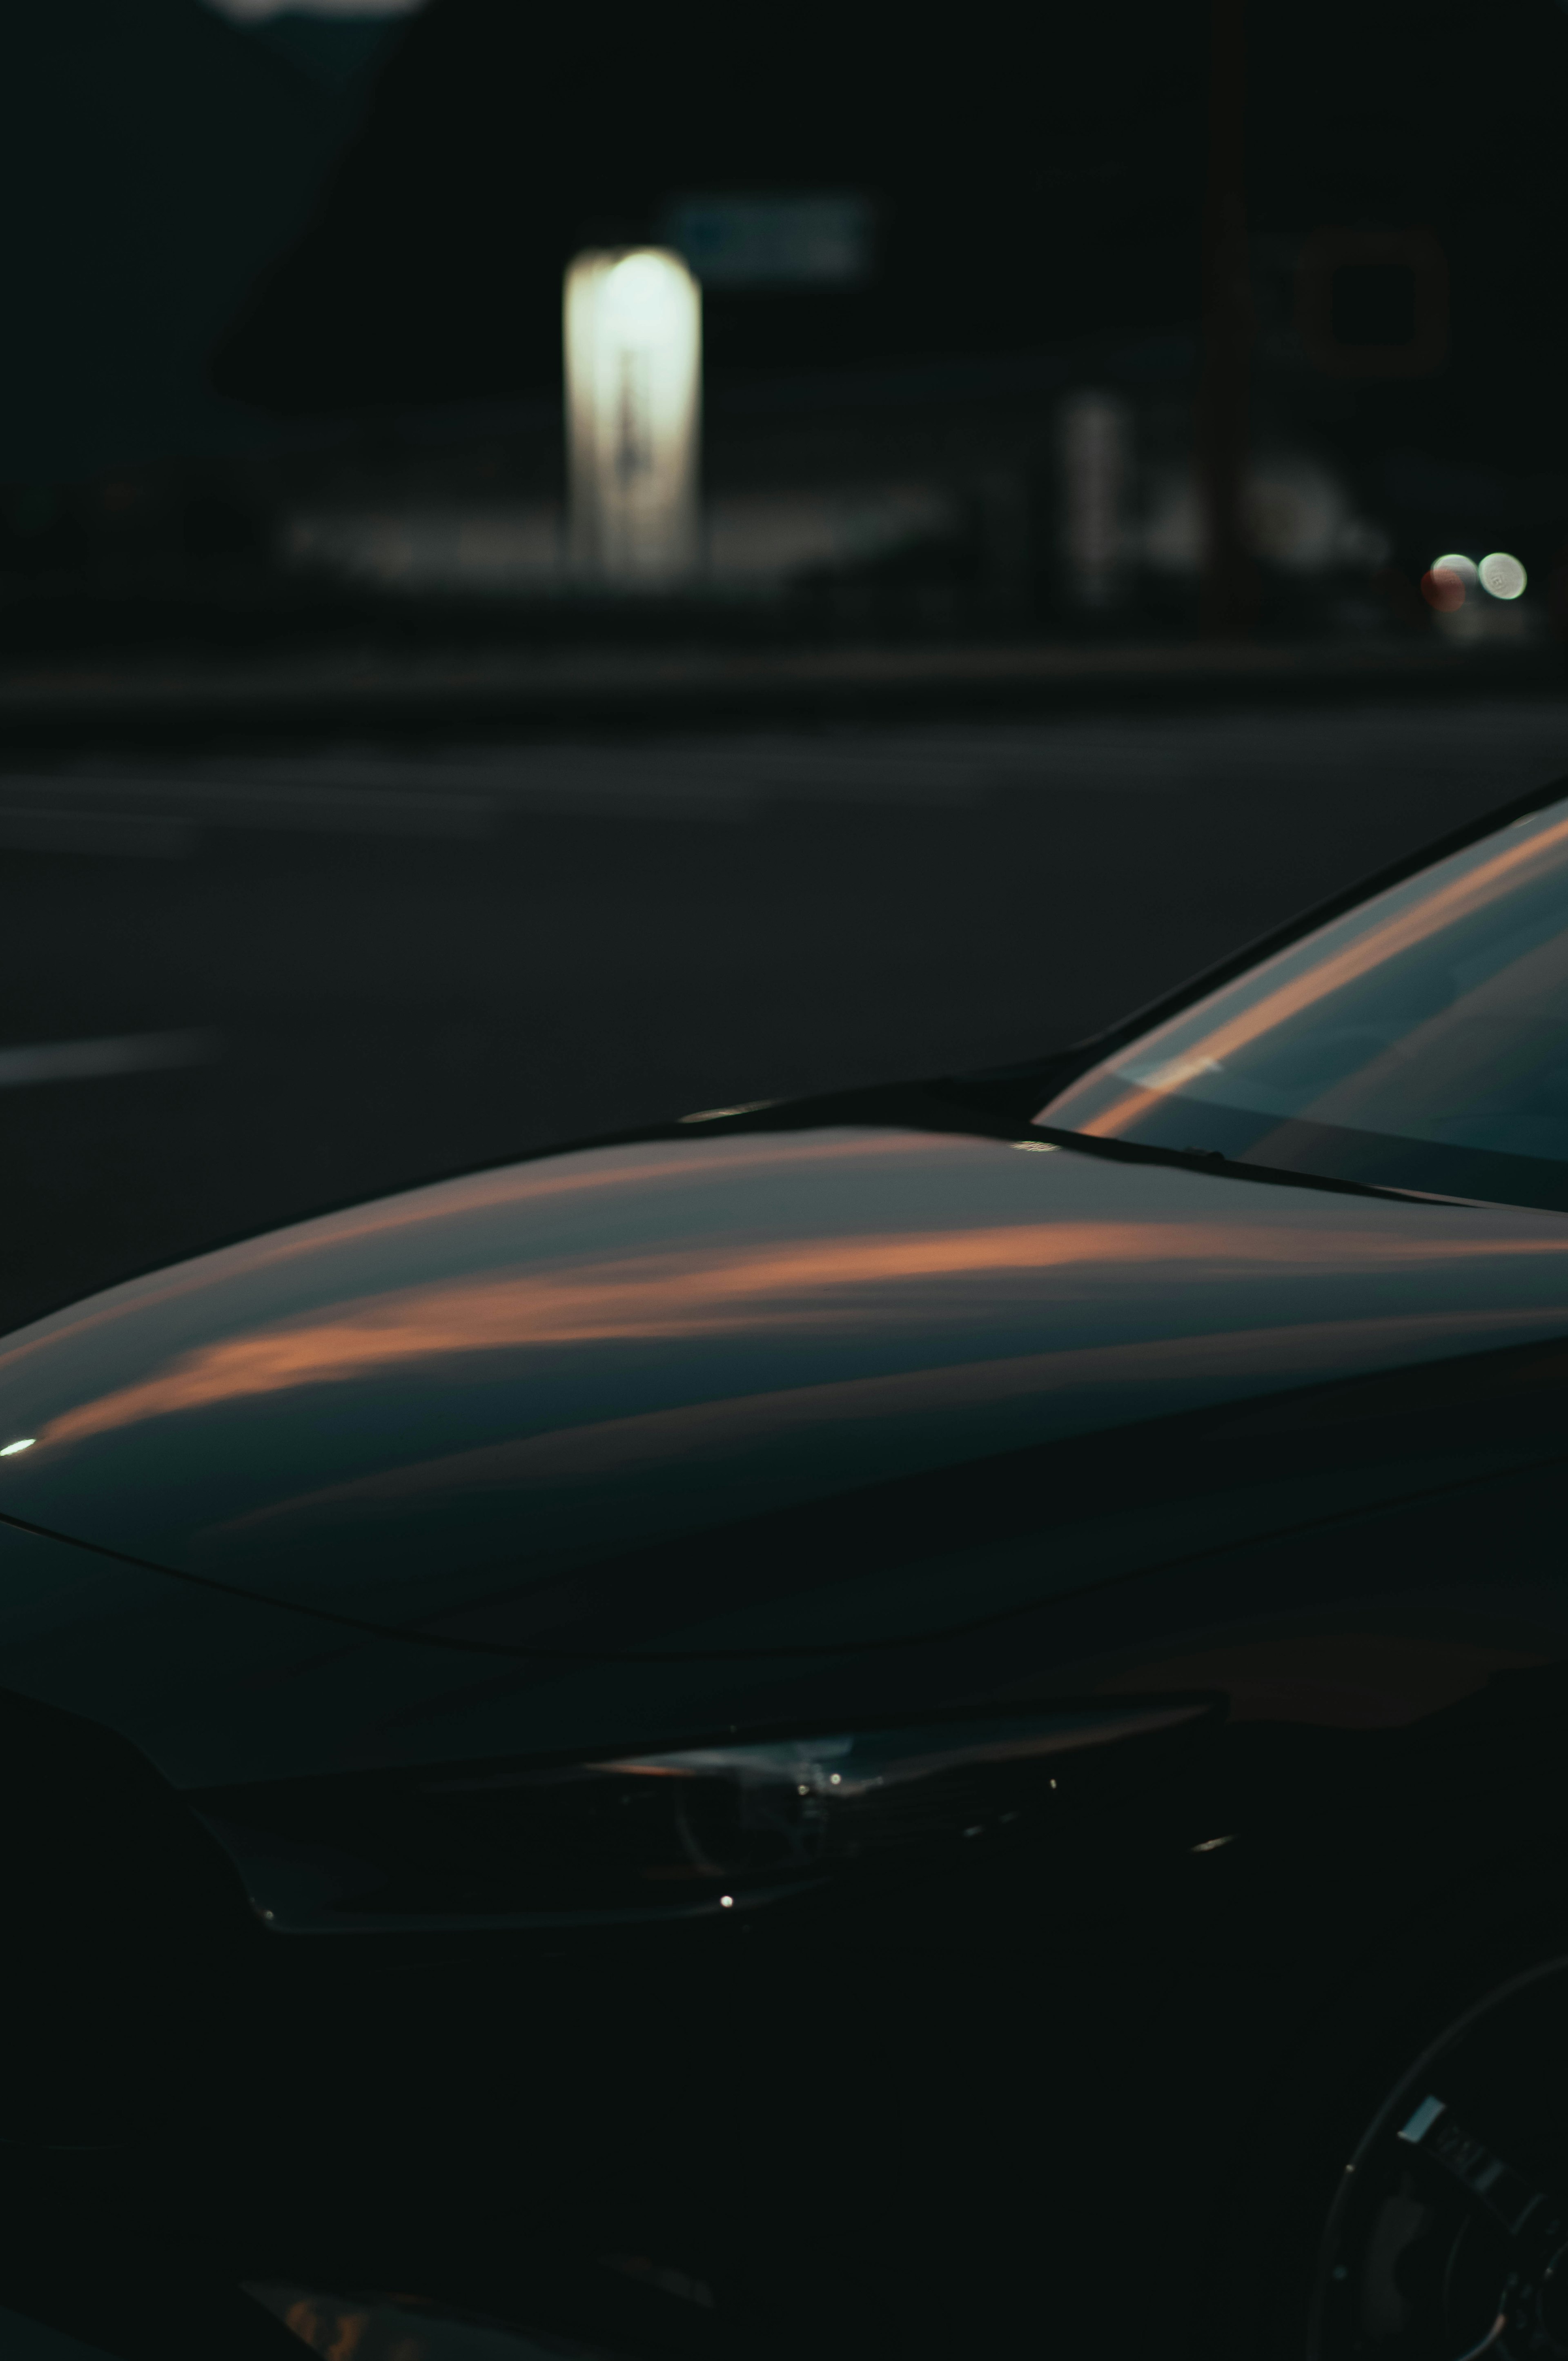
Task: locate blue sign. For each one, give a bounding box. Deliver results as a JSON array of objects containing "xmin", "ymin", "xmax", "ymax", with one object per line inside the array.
[{"xmin": 659, "ymin": 193, "xmax": 875, "ymax": 290}]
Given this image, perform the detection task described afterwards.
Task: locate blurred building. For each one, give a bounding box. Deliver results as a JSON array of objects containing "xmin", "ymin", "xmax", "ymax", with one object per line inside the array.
[{"xmin": 5, "ymin": 0, "xmax": 1568, "ymax": 654}]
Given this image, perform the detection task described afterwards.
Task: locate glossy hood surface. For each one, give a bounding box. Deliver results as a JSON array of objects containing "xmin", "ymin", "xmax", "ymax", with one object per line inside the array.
[{"xmin": 3, "ymin": 1122, "xmax": 1568, "ymax": 1679}]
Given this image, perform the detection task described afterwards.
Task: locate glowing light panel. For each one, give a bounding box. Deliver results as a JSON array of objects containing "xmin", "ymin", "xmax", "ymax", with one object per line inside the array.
[
  {"xmin": 1059, "ymin": 391, "xmax": 1129, "ymax": 608},
  {"xmin": 565, "ymin": 249, "xmax": 702, "ymax": 587}
]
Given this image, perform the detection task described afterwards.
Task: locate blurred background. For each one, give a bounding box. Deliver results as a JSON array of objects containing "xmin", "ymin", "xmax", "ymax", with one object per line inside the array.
[{"xmin": 2, "ymin": 0, "xmax": 1568, "ymax": 1337}]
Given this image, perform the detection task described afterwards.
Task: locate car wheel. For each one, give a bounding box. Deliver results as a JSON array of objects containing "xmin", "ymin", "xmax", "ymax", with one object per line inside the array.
[{"xmin": 1210, "ymin": 1902, "xmax": 1568, "ymax": 2361}]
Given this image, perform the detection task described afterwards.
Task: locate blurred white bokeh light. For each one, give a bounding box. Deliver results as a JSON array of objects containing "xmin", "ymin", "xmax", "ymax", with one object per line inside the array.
[
  {"xmin": 1479, "ymin": 551, "xmax": 1528, "ymax": 600},
  {"xmin": 1430, "ymin": 552, "xmax": 1479, "ymax": 590},
  {"xmin": 565, "ymin": 248, "xmax": 702, "ymax": 587},
  {"xmin": 1059, "ymin": 392, "xmax": 1129, "ymax": 608}
]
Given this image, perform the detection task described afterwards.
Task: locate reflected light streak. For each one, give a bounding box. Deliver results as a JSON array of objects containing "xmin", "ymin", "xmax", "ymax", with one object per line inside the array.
[
  {"xmin": 1053, "ymin": 807, "xmax": 1568, "ymax": 1140},
  {"xmin": 0, "ymin": 1131, "xmax": 933, "ymax": 1384},
  {"xmin": 198, "ymin": 1298, "xmax": 1568, "ymax": 1550},
  {"xmin": 1273, "ymin": 916, "xmax": 1568, "ymax": 1140},
  {"xmin": 679, "ymin": 1102, "xmax": 776, "ymax": 1123},
  {"xmin": 1099, "ymin": 1634, "xmax": 1546, "ymax": 1729},
  {"xmin": 29, "ymin": 1218, "xmax": 1568, "ymax": 1454}
]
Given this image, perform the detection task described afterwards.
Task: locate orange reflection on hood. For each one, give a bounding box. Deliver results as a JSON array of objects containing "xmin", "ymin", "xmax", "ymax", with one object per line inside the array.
[
  {"xmin": 28, "ymin": 1214, "xmax": 1568, "ymax": 1453},
  {"xmin": 196, "ymin": 1298, "xmax": 1568, "ymax": 1555},
  {"xmin": 0, "ymin": 1129, "xmax": 925, "ymax": 1383}
]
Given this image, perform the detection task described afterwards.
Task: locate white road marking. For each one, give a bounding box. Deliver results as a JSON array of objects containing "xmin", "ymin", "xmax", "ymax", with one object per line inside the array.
[{"xmin": 0, "ymin": 1030, "xmax": 219, "ymax": 1088}]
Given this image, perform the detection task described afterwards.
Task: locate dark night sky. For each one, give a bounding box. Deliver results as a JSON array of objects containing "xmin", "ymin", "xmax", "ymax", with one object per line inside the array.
[
  {"xmin": 210, "ymin": 0, "xmax": 1568, "ymax": 469},
  {"xmin": 6, "ymin": 0, "xmax": 1568, "ymax": 483},
  {"xmin": 0, "ymin": 0, "xmax": 385, "ymax": 482},
  {"xmin": 215, "ymin": 0, "xmax": 1211, "ymax": 404}
]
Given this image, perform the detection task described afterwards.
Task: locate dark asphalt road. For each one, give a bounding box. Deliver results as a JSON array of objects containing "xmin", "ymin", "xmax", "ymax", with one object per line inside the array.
[{"xmin": 1, "ymin": 691, "xmax": 1566, "ymax": 1339}]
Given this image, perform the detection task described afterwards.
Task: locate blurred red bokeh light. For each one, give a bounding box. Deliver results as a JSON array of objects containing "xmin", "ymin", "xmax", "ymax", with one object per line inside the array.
[{"xmin": 1421, "ymin": 567, "xmax": 1466, "ymax": 612}]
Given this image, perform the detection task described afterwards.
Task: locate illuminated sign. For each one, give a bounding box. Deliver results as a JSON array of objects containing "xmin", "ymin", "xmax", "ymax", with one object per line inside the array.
[
  {"xmin": 564, "ymin": 249, "xmax": 702, "ymax": 586},
  {"xmin": 660, "ymin": 194, "xmax": 875, "ymax": 289}
]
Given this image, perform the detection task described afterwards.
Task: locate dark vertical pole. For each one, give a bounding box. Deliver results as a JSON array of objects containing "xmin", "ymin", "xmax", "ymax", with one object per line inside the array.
[{"xmin": 1197, "ymin": 0, "xmax": 1256, "ymax": 638}]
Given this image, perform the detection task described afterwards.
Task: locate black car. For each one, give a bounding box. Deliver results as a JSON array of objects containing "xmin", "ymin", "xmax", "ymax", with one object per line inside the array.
[{"xmin": 9, "ymin": 773, "xmax": 1568, "ymax": 2361}]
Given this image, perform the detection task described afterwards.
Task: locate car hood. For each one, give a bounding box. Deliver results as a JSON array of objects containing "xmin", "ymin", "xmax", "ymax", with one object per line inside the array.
[
  {"xmin": 4, "ymin": 1118, "xmax": 1568, "ymax": 1629},
  {"xmin": 2, "ymin": 1118, "xmax": 1568, "ymax": 1784}
]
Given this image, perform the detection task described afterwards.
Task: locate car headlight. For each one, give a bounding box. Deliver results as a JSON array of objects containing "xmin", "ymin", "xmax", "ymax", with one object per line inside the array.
[{"xmin": 189, "ymin": 1696, "xmax": 1219, "ymax": 1934}]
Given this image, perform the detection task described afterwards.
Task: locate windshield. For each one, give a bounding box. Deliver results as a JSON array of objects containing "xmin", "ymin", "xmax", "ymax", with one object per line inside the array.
[{"xmin": 1036, "ymin": 797, "xmax": 1568, "ymax": 1215}]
